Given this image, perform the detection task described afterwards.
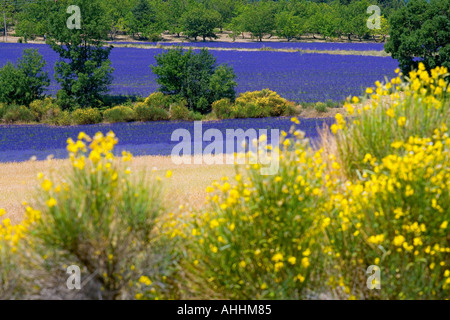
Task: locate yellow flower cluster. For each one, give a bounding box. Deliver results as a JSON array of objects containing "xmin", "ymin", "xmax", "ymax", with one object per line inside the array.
[
  {"xmin": 0, "ymin": 206, "xmax": 40, "ymax": 252},
  {"xmin": 325, "ymin": 124, "xmax": 450, "ymax": 298},
  {"xmin": 187, "ymin": 128, "xmax": 330, "ymax": 299}
]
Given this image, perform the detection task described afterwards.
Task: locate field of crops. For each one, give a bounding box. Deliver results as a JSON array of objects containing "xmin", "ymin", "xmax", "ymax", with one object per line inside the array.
[
  {"xmin": 0, "ymin": 117, "xmax": 333, "ymax": 162},
  {"xmin": 0, "ymin": 43, "xmax": 398, "ymax": 103}
]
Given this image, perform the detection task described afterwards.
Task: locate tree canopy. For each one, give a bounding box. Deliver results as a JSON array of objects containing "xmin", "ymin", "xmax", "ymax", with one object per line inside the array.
[{"xmin": 385, "ymin": 0, "xmax": 450, "ymax": 73}]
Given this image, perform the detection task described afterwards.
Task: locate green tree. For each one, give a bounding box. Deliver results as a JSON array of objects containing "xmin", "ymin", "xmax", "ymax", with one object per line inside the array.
[
  {"xmin": 181, "ymin": 6, "xmax": 221, "ymax": 41},
  {"xmin": 385, "ymin": 0, "xmax": 450, "ymax": 74},
  {"xmin": 103, "ymin": 0, "xmax": 135, "ymax": 40},
  {"xmin": 241, "ymin": 2, "xmax": 276, "ymax": 41},
  {"xmin": 151, "ymin": 48, "xmax": 236, "ymax": 113},
  {"xmin": 46, "ymin": 0, "xmax": 114, "ymax": 109},
  {"xmin": 0, "ymin": 49, "xmax": 50, "ymax": 106},
  {"xmin": 161, "ymin": 0, "xmax": 194, "ymax": 37},
  {"xmin": 204, "ymin": 0, "xmax": 242, "ymax": 32},
  {"xmin": 15, "ymin": 1, "xmax": 52, "ymax": 41},
  {"xmin": 306, "ymin": 3, "xmax": 338, "ymax": 40},
  {"xmin": 369, "ymin": 15, "xmax": 390, "ymax": 42},
  {"xmin": 128, "ymin": 0, "xmax": 162, "ymax": 40},
  {"xmin": 275, "ymin": 11, "xmax": 302, "ymax": 41}
]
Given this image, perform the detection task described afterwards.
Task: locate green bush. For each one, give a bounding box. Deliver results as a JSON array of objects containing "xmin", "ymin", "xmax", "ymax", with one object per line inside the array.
[
  {"xmin": 134, "ymin": 102, "xmax": 169, "ymax": 122},
  {"xmin": 72, "ymin": 108, "xmax": 102, "ymax": 125},
  {"xmin": 211, "ymin": 98, "xmax": 234, "ymax": 119},
  {"xmin": 0, "ymin": 207, "xmax": 35, "ymax": 299},
  {"xmin": 103, "ymin": 106, "xmax": 136, "ymax": 123},
  {"xmin": 235, "ymin": 89, "xmax": 295, "ymax": 117},
  {"xmin": 30, "ymin": 132, "xmax": 169, "ymax": 300},
  {"xmin": 0, "ymin": 103, "xmax": 5, "ymax": 120},
  {"xmin": 324, "ymin": 127, "xmax": 450, "ymax": 299},
  {"xmin": 144, "ymin": 92, "xmax": 173, "ymax": 110},
  {"xmin": 151, "ymin": 48, "xmax": 236, "ymax": 114},
  {"xmin": 47, "ymin": 0, "xmax": 114, "ymax": 108},
  {"xmin": 1, "ymin": 105, "xmax": 35, "ymax": 123},
  {"xmin": 186, "ymin": 132, "xmax": 328, "ymax": 299},
  {"xmin": 170, "ymin": 101, "xmax": 192, "ymax": 121},
  {"xmin": 51, "ymin": 110, "xmax": 72, "ymax": 126},
  {"xmin": 314, "ymin": 102, "xmax": 327, "ymax": 113},
  {"xmin": 0, "ymin": 49, "xmax": 50, "ymax": 106},
  {"xmin": 332, "ymin": 65, "xmax": 450, "ymax": 177},
  {"xmin": 29, "ymin": 98, "xmax": 62, "ymax": 122}
]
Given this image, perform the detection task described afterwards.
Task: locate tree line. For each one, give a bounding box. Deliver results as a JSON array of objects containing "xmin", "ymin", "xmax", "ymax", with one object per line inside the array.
[{"xmin": 1, "ymin": 0, "xmax": 407, "ymax": 42}]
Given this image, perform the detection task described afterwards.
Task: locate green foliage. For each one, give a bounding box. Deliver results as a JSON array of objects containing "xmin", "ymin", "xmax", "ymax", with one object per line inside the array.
[
  {"xmin": 104, "ymin": 0, "xmax": 135, "ymax": 40},
  {"xmin": 241, "ymin": 2, "xmax": 275, "ymax": 41},
  {"xmin": 170, "ymin": 101, "xmax": 192, "ymax": 121},
  {"xmin": 0, "ymin": 49, "xmax": 49, "ymax": 106},
  {"xmin": 127, "ymin": 0, "xmax": 162, "ymax": 40},
  {"xmin": 385, "ymin": 0, "xmax": 450, "ymax": 74},
  {"xmin": 188, "ymin": 134, "xmax": 327, "ymax": 299},
  {"xmin": 46, "ymin": 0, "xmax": 114, "ymax": 109},
  {"xmin": 72, "ymin": 108, "xmax": 102, "ymax": 125},
  {"xmin": 181, "ymin": 6, "xmax": 221, "ymax": 41},
  {"xmin": 314, "ymin": 102, "xmax": 327, "ymax": 113},
  {"xmin": 31, "ymin": 132, "xmax": 167, "ymax": 299},
  {"xmin": 235, "ymin": 89, "xmax": 295, "ymax": 117},
  {"xmin": 151, "ymin": 48, "xmax": 236, "ymax": 114},
  {"xmin": 29, "ymin": 98, "xmax": 63, "ymax": 123},
  {"xmin": 212, "ymin": 90, "xmax": 295, "ymax": 119},
  {"xmin": 1, "ymin": 105, "xmax": 34, "ymax": 123},
  {"xmin": 103, "ymin": 106, "xmax": 136, "ymax": 123},
  {"xmin": 134, "ymin": 102, "xmax": 170, "ymax": 121},
  {"xmin": 7, "ymin": 0, "xmax": 407, "ymax": 44},
  {"xmin": 211, "ymin": 98, "xmax": 234, "ymax": 119},
  {"xmin": 275, "ymin": 11, "xmax": 302, "ymax": 41},
  {"xmin": 144, "ymin": 92, "xmax": 173, "ymax": 110}
]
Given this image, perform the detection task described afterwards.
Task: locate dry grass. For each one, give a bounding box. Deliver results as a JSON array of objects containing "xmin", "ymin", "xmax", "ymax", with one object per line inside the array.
[{"xmin": 0, "ymin": 155, "xmax": 236, "ymax": 223}]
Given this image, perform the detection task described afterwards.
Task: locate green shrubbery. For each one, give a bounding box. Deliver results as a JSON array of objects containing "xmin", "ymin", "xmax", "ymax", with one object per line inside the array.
[
  {"xmin": 30, "ymin": 132, "xmax": 173, "ymax": 299},
  {"xmin": 0, "ymin": 89, "xmax": 305, "ymax": 125},
  {"xmin": 0, "ymin": 49, "xmax": 50, "ymax": 106},
  {"xmin": 188, "ymin": 132, "xmax": 328, "ymax": 299},
  {"xmin": 72, "ymin": 108, "xmax": 102, "ymax": 125},
  {"xmin": 333, "ymin": 66, "xmax": 450, "ymax": 177},
  {"xmin": 169, "ymin": 101, "xmax": 191, "ymax": 121},
  {"xmin": 314, "ymin": 102, "xmax": 327, "ymax": 113},
  {"xmin": 0, "ymin": 104, "xmax": 35, "ymax": 123},
  {"xmin": 151, "ymin": 48, "xmax": 237, "ymax": 114},
  {"xmin": 212, "ymin": 90, "xmax": 296, "ymax": 119},
  {"xmin": 134, "ymin": 103, "xmax": 169, "ymax": 122},
  {"xmin": 103, "ymin": 106, "xmax": 136, "ymax": 123},
  {"xmin": 180, "ymin": 66, "xmax": 450, "ymax": 300}
]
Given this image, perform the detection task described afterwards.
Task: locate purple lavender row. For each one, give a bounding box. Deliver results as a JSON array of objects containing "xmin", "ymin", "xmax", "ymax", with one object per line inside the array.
[{"xmin": 0, "ymin": 117, "xmax": 334, "ymax": 163}]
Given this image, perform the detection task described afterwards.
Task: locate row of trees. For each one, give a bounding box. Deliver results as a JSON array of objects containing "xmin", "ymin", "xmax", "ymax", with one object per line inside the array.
[
  {"xmin": 1, "ymin": 0, "xmax": 238, "ymax": 114},
  {"xmin": 8, "ymin": 0, "xmax": 403, "ymax": 42}
]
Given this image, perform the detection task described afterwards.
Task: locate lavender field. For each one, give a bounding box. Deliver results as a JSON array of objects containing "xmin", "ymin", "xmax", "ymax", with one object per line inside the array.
[
  {"xmin": 0, "ymin": 117, "xmax": 333, "ymax": 163},
  {"xmin": 0, "ymin": 43, "xmax": 398, "ymax": 103}
]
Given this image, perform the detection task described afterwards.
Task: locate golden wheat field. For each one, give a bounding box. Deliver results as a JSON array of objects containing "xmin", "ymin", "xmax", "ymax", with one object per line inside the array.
[{"xmin": 0, "ymin": 155, "xmax": 236, "ymax": 223}]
